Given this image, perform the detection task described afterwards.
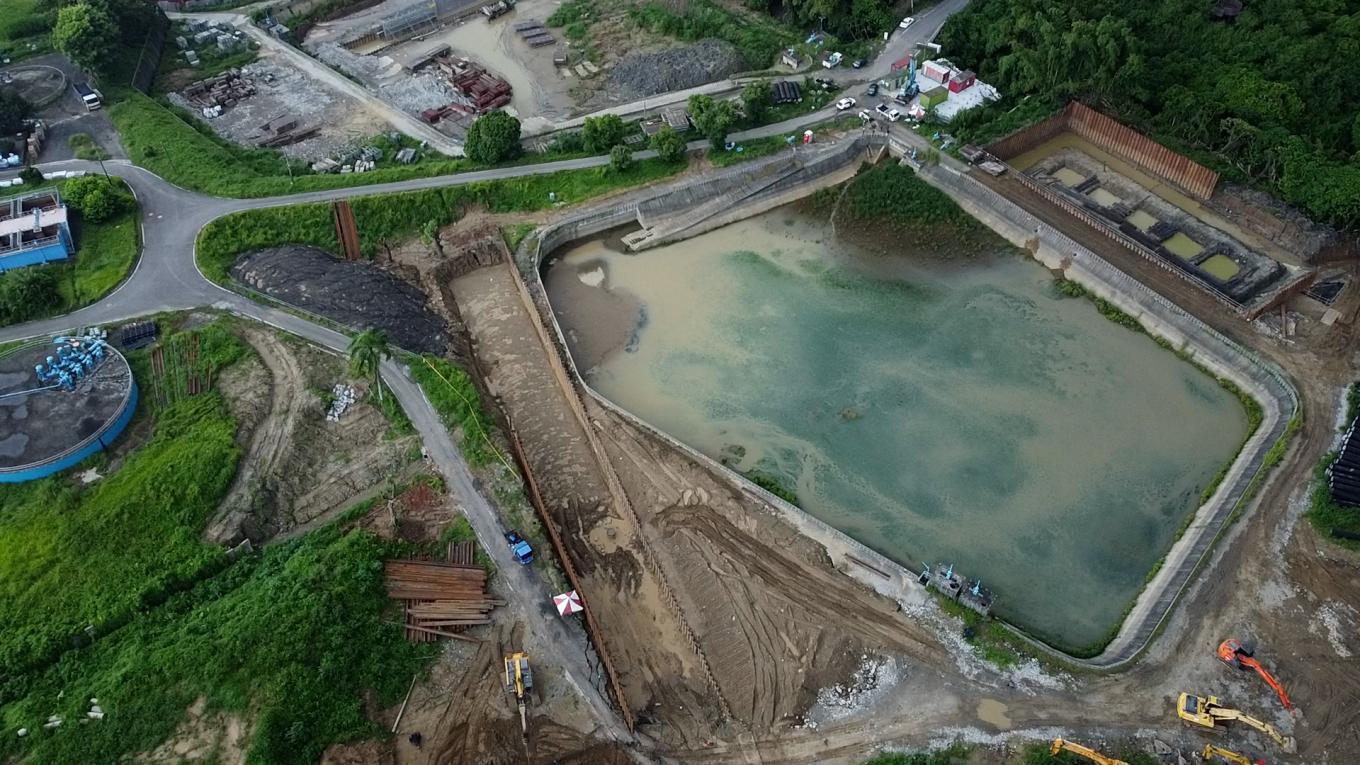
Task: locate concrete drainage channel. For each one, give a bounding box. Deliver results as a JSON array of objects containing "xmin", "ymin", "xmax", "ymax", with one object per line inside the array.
[{"xmin": 518, "ymin": 133, "xmax": 1300, "ymax": 669}]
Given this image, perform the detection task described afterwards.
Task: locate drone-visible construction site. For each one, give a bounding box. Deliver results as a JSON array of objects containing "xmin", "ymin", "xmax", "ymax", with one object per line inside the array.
[{"xmin": 4, "ymin": 0, "xmax": 1360, "ymax": 763}]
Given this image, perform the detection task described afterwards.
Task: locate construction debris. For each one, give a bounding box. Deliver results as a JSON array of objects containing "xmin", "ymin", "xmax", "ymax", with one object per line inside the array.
[
  {"xmin": 181, "ymin": 69, "xmax": 257, "ymax": 113},
  {"xmin": 326, "ymin": 384, "xmax": 357, "ymax": 422},
  {"xmin": 415, "ymin": 55, "xmax": 512, "ymax": 123},
  {"xmin": 385, "ymin": 552, "xmax": 502, "ymax": 643}
]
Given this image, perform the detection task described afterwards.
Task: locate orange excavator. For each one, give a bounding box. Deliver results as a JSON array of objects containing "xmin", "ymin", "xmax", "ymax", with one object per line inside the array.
[{"xmin": 1217, "ymin": 638, "xmax": 1293, "ymax": 712}]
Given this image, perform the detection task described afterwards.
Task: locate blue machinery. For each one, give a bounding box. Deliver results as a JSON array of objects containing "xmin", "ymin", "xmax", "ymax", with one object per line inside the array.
[
  {"xmin": 0, "ymin": 330, "xmax": 138, "ymax": 483},
  {"xmin": 0, "ymin": 330, "xmax": 110, "ymax": 401}
]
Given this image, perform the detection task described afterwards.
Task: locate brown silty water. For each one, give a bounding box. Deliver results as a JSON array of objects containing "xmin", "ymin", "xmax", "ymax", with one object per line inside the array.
[{"xmin": 543, "ymin": 210, "xmax": 1249, "ymax": 650}]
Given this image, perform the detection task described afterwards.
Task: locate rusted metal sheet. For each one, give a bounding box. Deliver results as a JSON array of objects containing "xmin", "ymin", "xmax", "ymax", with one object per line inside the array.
[{"xmin": 332, "ymin": 200, "xmax": 361, "ymax": 261}]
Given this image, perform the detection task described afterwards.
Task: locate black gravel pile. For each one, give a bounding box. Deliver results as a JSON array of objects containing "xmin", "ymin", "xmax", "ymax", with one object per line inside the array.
[
  {"xmin": 609, "ymin": 39, "xmax": 744, "ymax": 100},
  {"xmin": 231, "ymin": 246, "xmax": 449, "ymax": 354}
]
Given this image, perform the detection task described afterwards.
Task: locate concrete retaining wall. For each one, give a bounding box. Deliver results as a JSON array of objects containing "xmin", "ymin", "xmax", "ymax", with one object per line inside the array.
[{"xmin": 919, "ymin": 163, "xmax": 1297, "ymax": 666}]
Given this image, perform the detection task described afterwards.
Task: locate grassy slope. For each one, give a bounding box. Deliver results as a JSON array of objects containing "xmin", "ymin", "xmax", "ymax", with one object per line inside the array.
[
  {"xmin": 110, "ymin": 91, "xmax": 613, "ymax": 200},
  {"xmin": 0, "ymin": 0, "xmax": 51, "ymax": 62},
  {"xmin": 196, "ymin": 157, "xmax": 685, "ymax": 282},
  {"xmin": 0, "ymin": 322, "xmax": 434, "ymax": 763},
  {"xmin": 0, "ymin": 325, "xmax": 244, "ymax": 678},
  {"xmin": 58, "ymin": 201, "xmax": 140, "ymax": 309}
]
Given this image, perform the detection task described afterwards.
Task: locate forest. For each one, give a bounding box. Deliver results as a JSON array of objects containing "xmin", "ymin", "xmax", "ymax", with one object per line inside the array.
[{"xmin": 934, "ymin": 0, "xmax": 1360, "ymax": 229}]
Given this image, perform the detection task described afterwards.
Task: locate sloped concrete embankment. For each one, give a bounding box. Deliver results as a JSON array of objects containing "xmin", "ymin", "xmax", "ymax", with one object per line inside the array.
[{"xmin": 915, "ymin": 161, "xmax": 1299, "ymax": 668}]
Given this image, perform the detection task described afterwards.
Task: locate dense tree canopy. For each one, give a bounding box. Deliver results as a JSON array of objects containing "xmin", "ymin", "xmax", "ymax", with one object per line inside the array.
[
  {"xmin": 0, "ymin": 90, "xmax": 31, "ymax": 136},
  {"xmin": 464, "ymin": 111, "xmax": 521, "ymax": 165},
  {"xmin": 582, "ymin": 114, "xmax": 628, "ymax": 153},
  {"xmin": 937, "ymin": 0, "xmax": 1360, "ymax": 228},
  {"xmin": 51, "ymin": 2, "xmax": 118, "ymax": 76}
]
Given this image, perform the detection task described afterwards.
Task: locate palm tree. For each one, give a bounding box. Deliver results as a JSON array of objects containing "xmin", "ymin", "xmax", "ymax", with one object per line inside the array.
[{"xmin": 348, "ymin": 328, "xmax": 391, "ymax": 401}]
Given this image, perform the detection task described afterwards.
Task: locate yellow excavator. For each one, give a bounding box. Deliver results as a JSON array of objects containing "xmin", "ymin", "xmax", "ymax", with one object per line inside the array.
[
  {"xmin": 1202, "ymin": 743, "xmax": 1266, "ymax": 765},
  {"xmin": 1049, "ymin": 738, "xmax": 1128, "ymax": 765},
  {"xmin": 1177, "ymin": 693, "xmax": 1295, "ymax": 752},
  {"xmin": 504, "ymin": 652, "xmax": 533, "ymax": 737}
]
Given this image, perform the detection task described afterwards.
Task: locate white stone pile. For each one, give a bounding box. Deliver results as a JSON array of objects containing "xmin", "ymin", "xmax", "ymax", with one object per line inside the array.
[{"xmin": 327, "ymin": 384, "xmax": 357, "ymax": 422}]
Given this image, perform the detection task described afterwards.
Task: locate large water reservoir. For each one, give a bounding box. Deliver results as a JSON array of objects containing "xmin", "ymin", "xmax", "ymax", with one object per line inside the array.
[{"xmin": 544, "ymin": 211, "xmax": 1249, "ymax": 650}]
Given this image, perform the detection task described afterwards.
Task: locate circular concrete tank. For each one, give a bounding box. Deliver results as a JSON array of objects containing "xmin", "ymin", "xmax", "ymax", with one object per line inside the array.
[{"xmin": 0, "ymin": 338, "xmax": 137, "ymax": 483}]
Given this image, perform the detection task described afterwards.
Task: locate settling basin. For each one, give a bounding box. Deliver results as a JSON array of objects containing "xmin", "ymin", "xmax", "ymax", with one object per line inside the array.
[{"xmin": 543, "ymin": 210, "xmax": 1249, "ymax": 649}]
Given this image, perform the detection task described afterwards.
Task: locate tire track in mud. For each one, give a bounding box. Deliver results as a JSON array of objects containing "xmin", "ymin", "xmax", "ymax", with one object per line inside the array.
[{"xmin": 206, "ymin": 328, "xmax": 306, "ymax": 543}]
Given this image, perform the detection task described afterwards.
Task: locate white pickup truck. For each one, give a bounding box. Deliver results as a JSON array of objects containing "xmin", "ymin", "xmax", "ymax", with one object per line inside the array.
[
  {"xmin": 73, "ymin": 81, "xmax": 102, "ymax": 111},
  {"xmin": 822, "ymin": 52, "xmax": 843, "ymax": 69}
]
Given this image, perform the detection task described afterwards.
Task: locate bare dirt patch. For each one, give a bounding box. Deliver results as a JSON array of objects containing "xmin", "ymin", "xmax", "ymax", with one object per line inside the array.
[
  {"xmin": 209, "ymin": 325, "xmax": 420, "ymax": 544},
  {"xmin": 136, "ymin": 696, "xmax": 250, "ymax": 765}
]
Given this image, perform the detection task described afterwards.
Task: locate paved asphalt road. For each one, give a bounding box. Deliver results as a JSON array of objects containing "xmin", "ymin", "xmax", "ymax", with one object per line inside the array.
[{"xmin": 0, "ymin": 3, "xmax": 968, "ymax": 742}]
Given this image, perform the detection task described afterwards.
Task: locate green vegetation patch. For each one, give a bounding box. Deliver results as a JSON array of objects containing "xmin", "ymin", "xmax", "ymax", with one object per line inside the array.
[
  {"xmin": 196, "ymin": 157, "xmax": 685, "ymax": 282},
  {"xmin": 833, "ymin": 163, "xmax": 998, "ymax": 251},
  {"xmin": 0, "ymin": 324, "xmax": 244, "ymax": 678},
  {"xmin": 0, "ymin": 0, "xmax": 53, "ymax": 61},
  {"xmin": 0, "ymin": 522, "xmax": 432, "ymax": 764},
  {"xmin": 1308, "ymin": 453, "xmax": 1360, "ymax": 552},
  {"xmin": 627, "ymin": 0, "xmax": 794, "ymax": 70},
  {"xmin": 741, "ymin": 468, "xmax": 798, "ymax": 506},
  {"xmin": 0, "ymin": 177, "xmax": 140, "ymax": 328},
  {"xmin": 408, "ymin": 354, "xmax": 501, "ymax": 468},
  {"xmin": 67, "ymin": 133, "xmax": 109, "ymax": 161}
]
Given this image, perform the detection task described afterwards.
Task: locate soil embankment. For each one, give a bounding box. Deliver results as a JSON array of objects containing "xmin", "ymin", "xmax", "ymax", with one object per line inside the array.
[{"xmin": 231, "ymin": 245, "xmax": 449, "ymax": 354}]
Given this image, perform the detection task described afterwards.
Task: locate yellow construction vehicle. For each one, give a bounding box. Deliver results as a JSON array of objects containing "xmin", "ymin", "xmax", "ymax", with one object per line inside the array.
[
  {"xmin": 1049, "ymin": 738, "xmax": 1129, "ymax": 765},
  {"xmin": 1202, "ymin": 743, "xmax": 1265, "ymax": 765},
  {"xmin": 504, "ymin": 652, "xmax": 533, "ymax": 737},
  {"xmin": 1177, "ymin": 693, "xmax": 1295, "ymax": 752}
]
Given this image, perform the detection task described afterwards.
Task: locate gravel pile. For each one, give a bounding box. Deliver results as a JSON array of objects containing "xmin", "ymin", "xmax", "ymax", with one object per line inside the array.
[
  {"xmin": 231, "ymin": 246, "xmax": 449, "ymax": 354},
  {"xmin": 609, "ymin": 39, "xmax": 743, "ymax": 100}
]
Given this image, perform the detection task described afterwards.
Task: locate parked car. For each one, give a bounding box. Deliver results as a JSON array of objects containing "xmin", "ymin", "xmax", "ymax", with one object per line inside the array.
[
  {"xmin": 899, "ymin": 16, "xmax": 916, "ymax": 29},
  {"xmin": 875, "ymin": 102, "xmax": 892, "ymax": 117},
  {"xmin": 835, "ymin": 97, "xmax": 856, "ymax": 111},
  {"xmin": 866, "ymin": 83, "xmax": 879, "ymax": 97},
  {"xmin": 822, "ymin": 51, "xmax": 843, "ymax": 68},
  {"xmin": 885, "ymin": 108, "xmax": 903, "ymax": 122},
  {"xmin": 858, "ymin": 109, "xmax": 873, "ymax": 122},
  {"xmin": 851, "ymin": 58, "xmax": 866, "ymax": 69}
]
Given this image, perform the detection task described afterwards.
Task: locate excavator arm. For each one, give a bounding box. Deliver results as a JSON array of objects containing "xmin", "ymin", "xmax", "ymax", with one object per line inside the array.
[
  {"xmin": 1050, "ymin": 738, "xmax": 1129, "ymax": 765},
  {"xmin": 1201, "ymin": 743, "xmax": 1263, "ymax": 765},
  {"xmin": 1240, "ymin": 656, "xmax": 1293, "ymax": 710}
]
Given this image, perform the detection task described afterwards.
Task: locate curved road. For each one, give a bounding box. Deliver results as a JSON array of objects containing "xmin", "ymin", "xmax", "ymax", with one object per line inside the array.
[{"xmin": 0, "ymin": 3, "xmax": 975, "ymax": 743}]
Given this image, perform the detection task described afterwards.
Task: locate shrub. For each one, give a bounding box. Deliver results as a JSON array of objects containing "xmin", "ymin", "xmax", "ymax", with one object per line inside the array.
[
  {"xmin": 741, "ymin": 80, "xmax": 772, "ymax": 122},
  {"xmin": 582, "ymin": 114, "xmax": 628, "ymax": 153},
  {"xmin": 0, "ymin": 265, "xmax": 60, "ymax": 325},
  {"xmin": 18, "ymin": 165, "xmax": 43, "ymax": 185},
  {"xmin": 63, "ymin": 175, "xmax": 134, "ymax": 223},
  {"xmin": 609, "ymin": 144, "xmax": 633, "ymax": 173},
  {"xmin": 649, "ymin": 125, "xmax": 688, "ymax": 163},
  {"xmin": 464, "ymin": 111, "xmax": 522, "ymax": 165}
]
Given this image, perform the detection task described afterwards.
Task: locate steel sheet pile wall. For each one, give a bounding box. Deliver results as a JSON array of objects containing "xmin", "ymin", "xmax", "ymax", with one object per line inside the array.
[
  {"xmin": 1065, "ymin": 102, "xmax": 1220, "ymax": 200},
  {"xmin": 986, "ymin": 103, "xmax": 1221, "ymax": 201}
]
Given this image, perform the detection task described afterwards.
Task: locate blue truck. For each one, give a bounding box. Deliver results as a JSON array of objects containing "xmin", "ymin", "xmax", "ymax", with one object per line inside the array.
[{"xmin": 505, "ymin": 531, "xmax": 534, "ymax": 565}]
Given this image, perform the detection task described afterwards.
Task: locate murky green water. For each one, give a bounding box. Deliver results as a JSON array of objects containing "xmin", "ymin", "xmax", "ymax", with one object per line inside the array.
[{"xmin": 544, "ymin": 212, "xmax": 1248, "ymax": 649}]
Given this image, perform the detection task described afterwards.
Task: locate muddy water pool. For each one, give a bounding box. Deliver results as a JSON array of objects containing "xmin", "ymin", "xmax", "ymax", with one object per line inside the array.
[{"xmin": 543, "ymin": 211, "xmax": 1249, "ymax": 649}]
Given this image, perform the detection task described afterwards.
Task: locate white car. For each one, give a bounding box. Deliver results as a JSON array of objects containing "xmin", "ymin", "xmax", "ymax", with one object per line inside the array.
[
  {"xmin": 899, "ymin": 16, "xmax": 916, "ymax": 29},
  {"xmin": 874, "ymin": 102, "xmax": 892, "ymax": 117},
  {"xmin": 886, "ymin": 108, "xmax": 902, "ymax": 122},
  {"xmin": 857, "ymin": 109, "xmax": 873, "ymax": 122},
  {"xmin": 835, "ymin": 97, "xmax": 856, "ymax": 111}
]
